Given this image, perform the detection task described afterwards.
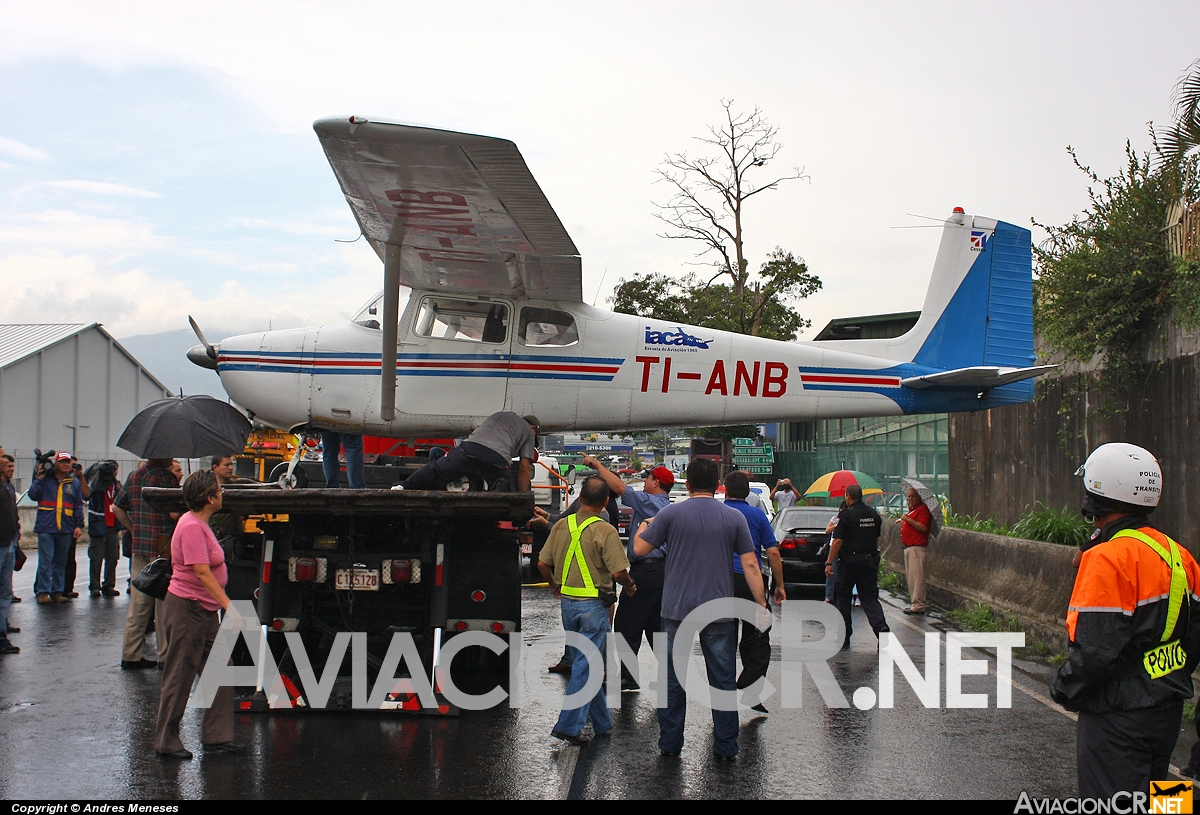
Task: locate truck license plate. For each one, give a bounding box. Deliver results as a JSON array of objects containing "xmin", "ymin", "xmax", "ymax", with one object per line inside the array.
[
  {"xmin": 521, "ymin": 543, "xmax": 533, "ymax": 555},
  {"xmin": 335, "ymin": 568, "xmax": 379, "ymax": 592}
]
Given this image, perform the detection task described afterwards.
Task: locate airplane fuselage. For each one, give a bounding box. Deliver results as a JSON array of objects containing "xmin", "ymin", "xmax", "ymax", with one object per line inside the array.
[{"xmin": 213, "ymin": 293, "xmax": 1031, "ymax": 436}]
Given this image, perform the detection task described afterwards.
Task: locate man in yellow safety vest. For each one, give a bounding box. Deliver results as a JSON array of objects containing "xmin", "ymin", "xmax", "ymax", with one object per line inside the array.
[{"xmin": 538, "ymin": 475, "xmax": 636, "ymax": 746}]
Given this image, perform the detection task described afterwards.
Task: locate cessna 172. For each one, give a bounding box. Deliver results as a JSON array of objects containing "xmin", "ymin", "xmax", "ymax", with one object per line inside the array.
[{"xmin": 187, "ymin": 116, "xmax": 1053, "ymax": 437}]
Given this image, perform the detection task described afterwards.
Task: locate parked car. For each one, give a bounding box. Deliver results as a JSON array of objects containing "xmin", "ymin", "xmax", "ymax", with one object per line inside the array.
[{"xmin": 770, "ymin": 506, "xmax": 837, "ymax": 584}]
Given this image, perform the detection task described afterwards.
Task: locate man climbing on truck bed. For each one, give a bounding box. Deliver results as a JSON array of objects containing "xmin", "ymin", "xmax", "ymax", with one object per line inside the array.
[{"xmin": 394, "ymin": 412, "xmax": 539, "ymax": 493}]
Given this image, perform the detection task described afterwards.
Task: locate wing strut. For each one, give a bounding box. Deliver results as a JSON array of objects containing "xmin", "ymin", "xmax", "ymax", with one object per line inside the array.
[{"xmin": 379, "ymin": 245, "xmax": 402, "ymax": 421}]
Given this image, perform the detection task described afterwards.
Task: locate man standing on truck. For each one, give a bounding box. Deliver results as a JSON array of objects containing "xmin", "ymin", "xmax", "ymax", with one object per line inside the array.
[
  {"xmin": 538, "ymin": 475, "xmax": 635, "ymax": 746},
  {"xmin": 581, "ymin": 454, "xmax": 672, "ymax": 692},
  {"xmin": 395, "ymin": 412, "xmax": 539, "ymax": 492}
]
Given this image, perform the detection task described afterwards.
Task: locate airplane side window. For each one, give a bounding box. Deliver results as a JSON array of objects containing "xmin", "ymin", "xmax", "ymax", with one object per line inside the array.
[
  {"xmin": 520, "ymin": 307, "xmax": 578, "ymax": 347},
  {"xmin": 414, "ymin": 298, "xmax": 508, "ymax": 343},
  {"xmin": 352, "ymin": 287, "xmax": 411, "ymax": 330}
]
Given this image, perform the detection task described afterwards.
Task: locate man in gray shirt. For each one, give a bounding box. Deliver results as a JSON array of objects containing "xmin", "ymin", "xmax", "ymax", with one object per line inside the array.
[
  {"xmin": 633, "ymin": 457, "xmax": 767, "ymax": 760},
  {"xmin": 397, "ymin": 412, "xmax": 538, "ymax": 492}
]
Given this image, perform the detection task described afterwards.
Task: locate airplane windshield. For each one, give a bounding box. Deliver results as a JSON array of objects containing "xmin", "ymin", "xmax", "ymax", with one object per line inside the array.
[{"xmin": 352, "ymin": 287, "xmax": 411, "ymax": 329}]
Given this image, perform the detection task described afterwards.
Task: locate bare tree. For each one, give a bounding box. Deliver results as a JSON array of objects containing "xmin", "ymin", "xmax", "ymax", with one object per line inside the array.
[{"xmin": 652, "ymin": 100, "xmax": 808, "ymax": 335}]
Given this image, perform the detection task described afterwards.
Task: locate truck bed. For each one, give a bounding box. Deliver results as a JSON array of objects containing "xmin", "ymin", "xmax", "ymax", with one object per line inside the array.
[{"xmin": 143, "ymin": 486, "xmax": 535, "ymax": 520}]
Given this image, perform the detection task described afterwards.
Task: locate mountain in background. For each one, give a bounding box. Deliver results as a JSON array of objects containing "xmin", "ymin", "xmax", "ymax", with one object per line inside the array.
[{"xmin": 117, "ymin": 328, "xmax": 231, "ymax": 399}]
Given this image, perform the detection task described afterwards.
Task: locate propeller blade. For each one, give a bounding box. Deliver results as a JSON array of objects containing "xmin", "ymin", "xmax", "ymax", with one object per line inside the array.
[{"xmin": 188, "ymin": 315, "xmax": 217, "ymax": 360}]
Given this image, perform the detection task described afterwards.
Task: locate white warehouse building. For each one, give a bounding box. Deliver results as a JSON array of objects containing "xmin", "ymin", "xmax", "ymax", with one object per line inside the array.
[{"xmin": 0, "ymin": 324, "xmax": 173, "ymax": 491}]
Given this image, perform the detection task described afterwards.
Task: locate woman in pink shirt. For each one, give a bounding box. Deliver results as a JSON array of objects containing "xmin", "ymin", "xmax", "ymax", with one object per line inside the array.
[{"xmin": 153, "ymin": 470, "xmax": 241, "ymax": 759}]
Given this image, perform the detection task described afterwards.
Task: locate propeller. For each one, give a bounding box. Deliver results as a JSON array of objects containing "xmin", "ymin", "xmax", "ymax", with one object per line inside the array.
[{"xmin": 186, "ymin": 315, "xmax": 219, "ymax": 371}]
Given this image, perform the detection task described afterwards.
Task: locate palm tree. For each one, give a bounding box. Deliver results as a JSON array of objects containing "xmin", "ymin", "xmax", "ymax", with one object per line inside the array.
[{"xmin": 1159, "ymin": 59, "xmax": 1200, "ymax": 165}]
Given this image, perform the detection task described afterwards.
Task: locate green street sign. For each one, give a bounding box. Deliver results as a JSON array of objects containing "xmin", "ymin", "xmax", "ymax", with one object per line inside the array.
[
  {"xmin": 733, "ymin": 446, "xmax": 771, "ymax": 455},
  {"xmin": 741, "ymin": 465, "xmax": 774, "ymax": 474},
  {"xmin": 733, "ymin": 455, "xmax": 775, "ymax": 466},
  {"xmin": 732, "ymin": 437, "xmax": 755, "ymax": 447}
]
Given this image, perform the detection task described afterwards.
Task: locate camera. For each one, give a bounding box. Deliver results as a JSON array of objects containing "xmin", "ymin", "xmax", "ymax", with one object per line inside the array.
[
  {"xmin": 85, "ymin": 459, "xmax": 120, "ymax": 493},
  {"xmin": 32, "ymin": 448, "xmax": 56, "ymax": 479}
]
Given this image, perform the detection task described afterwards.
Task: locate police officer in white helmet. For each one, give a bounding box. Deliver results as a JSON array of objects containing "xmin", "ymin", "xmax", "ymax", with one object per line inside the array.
[{"xmin": 1050, "ymin": 443, "xmax": 1200, "ymax": 796}]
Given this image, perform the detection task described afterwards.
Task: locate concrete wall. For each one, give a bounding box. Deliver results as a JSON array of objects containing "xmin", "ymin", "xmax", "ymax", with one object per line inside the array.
[
  {"xmin": 880, "ymin": 522, "xmax": 1077, "ymax": 652},
  {"xmin": 948, "ymin": 352, "xmax": 1200, "ymax": 556}
]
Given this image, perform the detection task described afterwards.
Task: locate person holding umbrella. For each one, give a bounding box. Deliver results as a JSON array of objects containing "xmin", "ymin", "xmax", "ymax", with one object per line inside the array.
[{"xmin": 896, "ymin": 480, "xmax": 936, "ymax": 615}]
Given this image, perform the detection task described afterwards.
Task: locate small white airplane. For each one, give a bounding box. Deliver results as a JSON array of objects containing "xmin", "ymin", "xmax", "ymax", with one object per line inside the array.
[{"xmin": 187, "ymin": 116, "xmax": 1054, "ymax": 437}]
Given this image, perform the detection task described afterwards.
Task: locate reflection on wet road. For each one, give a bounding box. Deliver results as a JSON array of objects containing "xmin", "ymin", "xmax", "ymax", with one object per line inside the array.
[{"xmin": 0, "ymin": 549, "xmax": 1164, "ymax": 799}]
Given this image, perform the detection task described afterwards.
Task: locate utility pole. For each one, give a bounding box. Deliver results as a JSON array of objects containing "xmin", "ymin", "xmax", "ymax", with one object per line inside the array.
[{"xmin": 64, "ymin": 423, "xmax": 90, "ymax": 454}]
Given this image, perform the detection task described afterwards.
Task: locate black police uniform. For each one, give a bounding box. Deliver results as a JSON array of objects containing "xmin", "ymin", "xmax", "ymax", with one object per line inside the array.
[{"xmin": 832, "ymin": 501, "xmax": 890, "ymax": 646}]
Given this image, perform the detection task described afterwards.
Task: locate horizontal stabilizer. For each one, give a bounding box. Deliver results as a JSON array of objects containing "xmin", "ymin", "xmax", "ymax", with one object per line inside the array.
[{"xmin": 900, "ymin": 364, "xmax": 1058, "ymax": 390}]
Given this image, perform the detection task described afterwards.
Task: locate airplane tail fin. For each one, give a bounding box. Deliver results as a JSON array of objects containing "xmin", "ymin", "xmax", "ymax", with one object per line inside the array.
[{"xmin": 901, "ymin": 210, "xmax": 1035, "ymax": 372}]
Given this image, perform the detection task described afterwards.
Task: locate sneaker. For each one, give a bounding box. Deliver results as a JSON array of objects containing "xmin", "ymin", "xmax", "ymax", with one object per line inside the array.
[
  {"xmin": 390, "ymin": 484, "xmax": 405, "ymax": 491},
  {"xmin": 903, "ymin": 607, "xmax": 926, "ymax": 615},
  {"xmin": 36, "ymin": 593, "xmax": 52, "ymax": 605},
  {"xmin": 101, "ymin": 588, "xmax": 121, "ymax": 597},
  {"xmin": 51, "ymin": 592, "xmax": 71, "ymax": 603},
  {"xmin": 550, "ymin": 729, "xmax": 590, "ymax": 747}
]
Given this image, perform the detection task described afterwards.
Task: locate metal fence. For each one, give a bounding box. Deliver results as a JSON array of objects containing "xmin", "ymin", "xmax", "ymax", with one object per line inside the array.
[{"xmin": 7, "ymin": 449, "xmax": 206, "ymax": 496}]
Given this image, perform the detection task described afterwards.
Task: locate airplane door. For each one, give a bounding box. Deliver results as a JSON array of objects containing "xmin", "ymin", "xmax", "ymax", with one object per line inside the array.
[{"xmin": 396, "ymin": 294, "xmax": 513, "ymax": 425}]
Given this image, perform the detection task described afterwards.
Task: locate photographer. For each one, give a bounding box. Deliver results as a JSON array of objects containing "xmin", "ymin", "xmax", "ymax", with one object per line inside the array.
[
  {"xmin": 28, "ymin": 451, "xmax": 85, "ymax": 604},
  {"xmin": 86, "ymin": 460, "xmax": 122, "ymax": 597},
  {"xmin": 61, "ymin": 456, "xmax": 91, "ymax": 598}
]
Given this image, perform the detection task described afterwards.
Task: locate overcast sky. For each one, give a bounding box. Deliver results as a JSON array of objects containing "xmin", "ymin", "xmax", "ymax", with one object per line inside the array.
[{"xmin": 1, "ymin": 1, "xmax": 1197, "ymax": 347}]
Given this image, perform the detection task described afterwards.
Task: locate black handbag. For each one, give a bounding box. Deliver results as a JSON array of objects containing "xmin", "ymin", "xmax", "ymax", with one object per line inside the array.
[{"xmin": 132, "ymin": 557, "xmax": 172, "ymax": 600}]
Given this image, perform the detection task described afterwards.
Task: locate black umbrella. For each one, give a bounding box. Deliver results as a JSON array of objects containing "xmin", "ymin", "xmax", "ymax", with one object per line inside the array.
[{"xmin": 117, "ymin": 395, "xmax": 252, "ymax": 459}]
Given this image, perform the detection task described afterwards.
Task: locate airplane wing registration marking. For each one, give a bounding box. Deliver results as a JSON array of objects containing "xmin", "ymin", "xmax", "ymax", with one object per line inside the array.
[
  {"xmin": 217, "ymin": 352, "xmax": 623, "ymax": 382},
  {"xmin": 315, "ymin": 118, "xmax": 582, "ymax": 302}
]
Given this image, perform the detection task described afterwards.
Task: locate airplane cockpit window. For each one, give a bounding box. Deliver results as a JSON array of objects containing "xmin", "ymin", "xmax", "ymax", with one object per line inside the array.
[
  {"xmin": 519, "ymin": 307, "xmax": 579, "ymax": 347},
  {"xmin": 414, "ymin": 297, "xmax": 509, "ymax": 343},
  {"xmin": 352, "ymin": 287, "xmax": 411, "ymax": 330}
]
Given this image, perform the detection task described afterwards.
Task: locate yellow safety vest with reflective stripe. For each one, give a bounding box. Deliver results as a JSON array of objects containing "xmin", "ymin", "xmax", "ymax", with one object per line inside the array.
[
  {"xmin": 560, "ymin": 514, "xmax": 601, "ymax": 598},
  {"xmin": 1111, "ymin": 529, "xmax": 1191, "ymax": 679}
]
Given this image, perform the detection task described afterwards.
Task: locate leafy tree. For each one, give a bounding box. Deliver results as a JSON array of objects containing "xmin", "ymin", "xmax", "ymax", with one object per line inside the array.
[
  {"xmin": 610, "ymin": 247, "xmax": 821, "ymax": 342},
  {"xmin": 1033, "ymin": 143, "xmax": 1200, "ymax": 389}
]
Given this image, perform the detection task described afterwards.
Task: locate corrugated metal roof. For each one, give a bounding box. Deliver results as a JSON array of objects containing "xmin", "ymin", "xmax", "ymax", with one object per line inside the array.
[
  {"xmin": 0, "ymin": 324, "xmax": 92, "ymax": 368},
  {"xmin": 0, "ymin": 323, "xmax": 173, "ymax": 396}
]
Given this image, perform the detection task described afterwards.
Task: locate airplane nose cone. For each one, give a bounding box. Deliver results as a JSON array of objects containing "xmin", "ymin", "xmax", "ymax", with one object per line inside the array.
[{"xmin": 187, "ymin": 344, "xmax": 219, "ymax": 370}]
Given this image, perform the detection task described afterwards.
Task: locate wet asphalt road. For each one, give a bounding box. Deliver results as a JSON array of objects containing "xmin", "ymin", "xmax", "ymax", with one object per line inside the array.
[{"xmin": 0, "ymin": 546, "xmax": 1193, "ymax": 799}]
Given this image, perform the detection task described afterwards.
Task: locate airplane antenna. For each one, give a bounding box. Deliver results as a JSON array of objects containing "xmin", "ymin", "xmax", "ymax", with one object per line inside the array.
[
  {"xmin": 335, "ymin": 233, "xmax": 363, "ymax": 244},
  {"xmin": 592, "ymin": 268, "xmax": 608, "ymax": 306}
]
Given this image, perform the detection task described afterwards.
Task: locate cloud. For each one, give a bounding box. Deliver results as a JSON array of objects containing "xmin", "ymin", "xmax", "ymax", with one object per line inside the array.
[
  {"xmin": 0, "ymin": 136, "xmax": 50, "ymax": 162},
  {"xmin": 42, "ymin": 179, "xmax": 160, "ymax": 198},
  {"xmin": 0, "ymin": 209, "xmax": 166, "ymax": 252}
]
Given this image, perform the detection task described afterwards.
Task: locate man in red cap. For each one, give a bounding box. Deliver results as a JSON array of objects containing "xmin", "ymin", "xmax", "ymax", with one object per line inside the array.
[
  {"xmin": 583, "ymin": 455, "xmax": 674, "ymax": 692},
  {"xmin": 28, "ymin": 452, "xmax": 85, "ymax": 603}
]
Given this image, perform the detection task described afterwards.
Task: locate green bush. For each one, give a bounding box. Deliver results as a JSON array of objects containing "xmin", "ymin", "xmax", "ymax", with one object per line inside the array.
[
  {"xmin": 944, "ymin": 602, "xmax": 1022, "ymax": 633},
  {"xmin": 1011, "ymin": 504, "xmax": 1092, "ymax": 547}
]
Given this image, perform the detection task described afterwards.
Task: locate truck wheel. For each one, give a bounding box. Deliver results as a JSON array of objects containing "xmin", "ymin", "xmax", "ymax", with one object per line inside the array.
[{"xmin": 269, "ymin": 462, "xmax": 308, "ymax": 488}]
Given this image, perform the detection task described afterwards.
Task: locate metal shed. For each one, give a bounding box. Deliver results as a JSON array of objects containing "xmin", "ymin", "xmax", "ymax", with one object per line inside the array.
[{"xmin": 0, "ymin": 323, "xmax": 173, "ymax": 491}]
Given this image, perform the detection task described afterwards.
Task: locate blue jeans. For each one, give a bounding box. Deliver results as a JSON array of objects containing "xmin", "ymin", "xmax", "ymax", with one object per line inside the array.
[
  {"xmin": 658, "ymin": 617, "xmax": 739, "ymax": 757},
  {"xmin": 825, "ymin": 560, "xmax": 837, "ymax": 602},
  {"xmin": 0, "ymin": 539, "xmax": 15, "ymax": 631},
  {"xmin": 553, "ymin": 598, "xmax": 612, "ymax": 738},
  {"xmin": 321, "ymin": 432, "xmax": 365, "ymax": 489},
  {"xmin": 34, "ymin": 532, "xmax": 73, "ymax": 595}
]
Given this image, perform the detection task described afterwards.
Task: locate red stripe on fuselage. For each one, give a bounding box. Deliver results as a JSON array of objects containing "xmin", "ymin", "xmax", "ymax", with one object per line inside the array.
[{"xmin": 801, "ymin": 374, "xmax": 900, "ymax": 386}]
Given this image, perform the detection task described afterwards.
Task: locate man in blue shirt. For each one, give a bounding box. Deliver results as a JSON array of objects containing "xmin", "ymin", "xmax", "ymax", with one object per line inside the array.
[
  {"xmin": 723, "ymin": 471, "xmax": 786, "ymax": 713},
  {"xmin": 584, "ymin": 455, "xmax": 672, "ymax": 692},
  {"xmin": 634, "ymin": 457, "xmax": 765, "ymax": 760}
]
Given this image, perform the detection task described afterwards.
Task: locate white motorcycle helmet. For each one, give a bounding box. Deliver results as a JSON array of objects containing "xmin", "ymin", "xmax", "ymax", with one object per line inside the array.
[{"xmin": 1075, "ymin": 442, "xmax": 1162, "ymax": 518}]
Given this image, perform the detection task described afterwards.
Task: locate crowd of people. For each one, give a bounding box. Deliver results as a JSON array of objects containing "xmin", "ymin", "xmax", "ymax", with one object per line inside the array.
[{"xmin": 2, "ymin": 423, "xmax": 1198, "ymax": 792}]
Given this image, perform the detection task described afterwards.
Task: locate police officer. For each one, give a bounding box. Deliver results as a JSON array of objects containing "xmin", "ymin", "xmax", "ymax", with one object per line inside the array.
[
  {"xmin": 1050, "ymin": 443, "xmax": 1200, "ymax": 797},
  {"xmin": 825, "ymin": 484, "xmax": 889, "ymax": 649}
]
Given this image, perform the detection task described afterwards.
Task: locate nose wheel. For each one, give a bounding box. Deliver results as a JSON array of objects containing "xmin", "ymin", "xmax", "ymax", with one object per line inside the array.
[{"xmin": 270, "ymin": 436, "xmax": 311, "ymax": 488}]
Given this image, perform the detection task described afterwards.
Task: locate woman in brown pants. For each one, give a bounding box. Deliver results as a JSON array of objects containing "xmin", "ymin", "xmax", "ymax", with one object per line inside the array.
[{"xmin": 153, "ymin": 470, "xmax": 241, "ymax": 759}]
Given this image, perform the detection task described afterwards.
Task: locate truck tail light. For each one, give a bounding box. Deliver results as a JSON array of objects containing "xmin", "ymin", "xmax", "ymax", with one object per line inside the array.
[
  {"xmin": 391, "ymin": 559, "xmax": 412, "ymax": 584},
  {"xmin": 287, "ymin": 557, "xmax": 327, "ymax": 582},
  {"xmin": 454, "ymin": 620, "xmax": 468, "ymax": 632},
  {"xmin": 295, "ymin": 558, "xmax": 318, "ymax": 581},
  {"xmin": 491, "ymin": 621, "xmax": 504, "ymax": 633},
  {"xmin": 471, "ymin": 590, "xmax": 486, "ymax": 603},
  {"xmin": 381, "ymin": 559, "xmax": 420, "ymax": 584}
]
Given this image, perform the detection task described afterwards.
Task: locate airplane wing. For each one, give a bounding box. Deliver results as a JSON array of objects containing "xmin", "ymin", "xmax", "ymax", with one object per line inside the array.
[
  {"xmin": 314, "ymin": 117, "xmax": 582, "ymax": 301},
  {"xmin": 900, "ymin": 365, "xmax": 1058, "ymax": 390}
]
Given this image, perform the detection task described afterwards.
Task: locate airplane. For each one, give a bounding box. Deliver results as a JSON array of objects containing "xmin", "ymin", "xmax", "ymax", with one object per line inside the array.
[{"xmin": 187, "ymin": 116, "xmax": 1055, "ymax": 441}]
